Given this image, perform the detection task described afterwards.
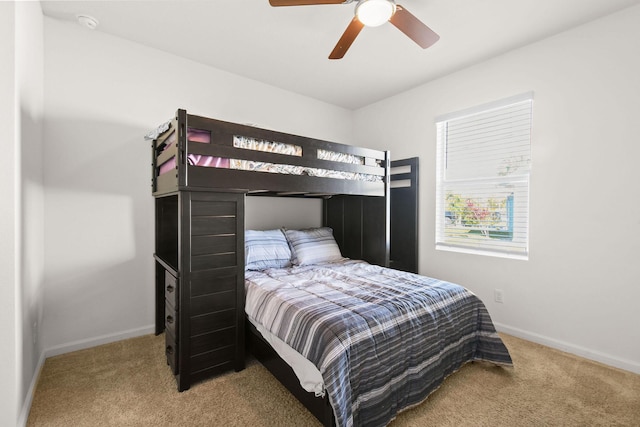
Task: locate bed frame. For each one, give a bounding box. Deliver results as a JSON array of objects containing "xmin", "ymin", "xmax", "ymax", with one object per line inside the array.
[
  {"xmin": 152, "ymin": 109, "xmax": 388, "ymax": 198},
  {"xmin": 151, "ymin": 109, "xmax": 418, "ymax": 425}
]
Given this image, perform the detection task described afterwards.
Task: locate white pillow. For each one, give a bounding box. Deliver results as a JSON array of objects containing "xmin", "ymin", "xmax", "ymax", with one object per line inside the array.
[
  {"xmin": 284, "ymin": 227, "xmax": 343, "ymax": 266},
  {"xmin": 245, "ymin": 229, "xmax": 291, "ymax": 270}
]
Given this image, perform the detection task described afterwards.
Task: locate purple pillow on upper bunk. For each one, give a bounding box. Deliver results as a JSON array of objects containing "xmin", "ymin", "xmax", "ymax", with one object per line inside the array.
[
  {"xmin": 284, "ymin": 227, "xmax": 343, "ymax": 266},
  {"xmin": 245, "ymin": 229, "xmax": 292, "ymax": 271}
]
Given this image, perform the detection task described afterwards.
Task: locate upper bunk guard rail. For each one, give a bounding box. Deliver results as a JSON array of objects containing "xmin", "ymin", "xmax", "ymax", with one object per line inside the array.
[{"xmin": 151, "ymin": 109, "xmax": 389, "ymax": 198}]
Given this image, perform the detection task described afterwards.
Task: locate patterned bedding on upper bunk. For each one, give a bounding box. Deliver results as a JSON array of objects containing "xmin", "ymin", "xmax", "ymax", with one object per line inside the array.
[
  {"xmin": 244, "ymin": 228, "xmax": 513, "ymax": 427},
  {"xmin": 156, "ymin": 127, "xmax": 382, "ymax": 182}
]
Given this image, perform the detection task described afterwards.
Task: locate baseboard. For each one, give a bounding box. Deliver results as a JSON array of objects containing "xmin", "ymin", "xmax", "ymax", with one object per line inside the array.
[
  {"xmin": 44, "ymin": 324, "xmax": 156, "ymax": 358},
  {"xmin": 494, "ymin": 322, "xmax": 640, "ymax": 375},
  {"xmin": 17, "ymin": 350, "xmax": 46, "ymax": 427}
]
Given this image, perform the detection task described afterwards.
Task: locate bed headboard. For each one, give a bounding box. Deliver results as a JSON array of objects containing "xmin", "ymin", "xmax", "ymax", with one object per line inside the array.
[
  {"xmin": 323, "ymin": 195, "xmax": 389, "ymax": 267},
  {"xmin": 324, "ymin": 157, "xmax": 418, "ymax": 270}
]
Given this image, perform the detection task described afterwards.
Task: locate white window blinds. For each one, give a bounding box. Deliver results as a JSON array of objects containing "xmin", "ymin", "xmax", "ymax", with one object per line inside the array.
[{"xmin": 435, "ymin": 93, "xmax": 533, "ymax": 259}]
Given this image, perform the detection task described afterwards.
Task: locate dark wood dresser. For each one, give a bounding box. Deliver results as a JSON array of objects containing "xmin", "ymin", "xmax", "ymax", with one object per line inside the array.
[{"xmin": 154, "ymin": 191, "xmax": 245, "ymax": 391}]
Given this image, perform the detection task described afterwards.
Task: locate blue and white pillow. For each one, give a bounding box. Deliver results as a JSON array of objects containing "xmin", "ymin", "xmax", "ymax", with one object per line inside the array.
[
  {"xmin": 284, "ymin": 227, "xmax": 343, "ymax": 266},
  {"xmin": 245, "ymin": 229, "xmax": 292, "ymax": 270}
]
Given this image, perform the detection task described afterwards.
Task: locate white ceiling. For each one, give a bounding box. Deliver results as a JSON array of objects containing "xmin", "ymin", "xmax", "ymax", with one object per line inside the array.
[{"xmin": 41, "ymin": 0, "xmax": 640, "ymax": 110}]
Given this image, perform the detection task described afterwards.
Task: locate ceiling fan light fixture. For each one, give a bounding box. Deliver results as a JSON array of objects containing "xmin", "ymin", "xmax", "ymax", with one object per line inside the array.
[{"xmin": 355, "ymin": 0, "xmax": 396, "ymax": 27}]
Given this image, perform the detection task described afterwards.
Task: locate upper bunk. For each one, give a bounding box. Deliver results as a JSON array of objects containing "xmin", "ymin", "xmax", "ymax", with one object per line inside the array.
[{"xmin": 149, "ymin": 109, "xmax": 389, "ymax": 198}]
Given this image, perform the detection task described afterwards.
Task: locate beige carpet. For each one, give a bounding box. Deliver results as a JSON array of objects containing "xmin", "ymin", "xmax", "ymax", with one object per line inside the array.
[{"xmin": 27, "ymin": 333, "xmax": 640, "ymax": 426}]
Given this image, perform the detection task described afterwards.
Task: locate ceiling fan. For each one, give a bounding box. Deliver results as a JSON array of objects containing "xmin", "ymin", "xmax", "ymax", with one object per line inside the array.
[{"xmin": 269, "ymin": 0, "xmax": 440, "ymax": 59}]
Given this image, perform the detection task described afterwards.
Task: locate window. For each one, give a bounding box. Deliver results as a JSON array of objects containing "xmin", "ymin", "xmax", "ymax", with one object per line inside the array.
[{"xmin": 435, "ymin": 92, "xmax": 533, "ymax": 259}]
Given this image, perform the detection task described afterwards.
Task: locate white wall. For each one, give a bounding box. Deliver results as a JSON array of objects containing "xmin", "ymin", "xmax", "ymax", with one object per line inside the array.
[
  {"xmin": 0, "ymin": 2, "xmax": 45, "ymax": 426},
  {"xmin": 354, "ymin": 5, "xmax": 640, "ymax": 373},
  {"xmin": 0, "ymin": 3, "xmax": 19, "ymax": 425},
  {"xmin": 42, "ymin": 17, "xmax": 351, "ymax": 353},
  {"xmin": 246, "ymin": 197, "xmax": 322, "ymax": 230},
  {"xmin": 16, "ymin": 3, "xmax": 45, "ymax": 425}
]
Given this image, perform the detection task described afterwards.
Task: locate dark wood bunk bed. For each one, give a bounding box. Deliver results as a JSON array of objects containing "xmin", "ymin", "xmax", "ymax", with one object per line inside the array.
[
  {"xmin": 150, "ymin": 109, "xmax": 510, "ymax": 427},
  {"xmin": 151, "ymin": 109, "xmax": 393, "ymax": 421}
]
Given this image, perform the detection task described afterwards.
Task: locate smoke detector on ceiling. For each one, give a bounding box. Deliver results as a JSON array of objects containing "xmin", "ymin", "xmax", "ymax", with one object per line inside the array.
[{"xmin": 76, "ymin": 14, "xmax": 99, "ymax": 30}]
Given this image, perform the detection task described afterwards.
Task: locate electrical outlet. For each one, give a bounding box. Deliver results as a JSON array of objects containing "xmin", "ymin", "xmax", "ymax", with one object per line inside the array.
[{"xmin": 494, "ymin": 289, "xmax": 504, "ymax": 304}]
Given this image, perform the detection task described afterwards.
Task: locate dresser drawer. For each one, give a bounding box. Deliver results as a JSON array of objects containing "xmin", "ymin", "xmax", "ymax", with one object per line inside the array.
[
  {"xmin": 165, "ymin": 301, "xmax": 177, "ymax": 338},
  {"xmin": 191, "ymin": 290, "xmax": 236, "ymax": 316},
  {"xmin": 191, "ymin": 345, "xmax": 236, "ymax": 373},
  {"xmin": 191, "ymin": 308, "xmax": 235, "ymax": 336},
  {"xmin": 165, "ymin": 271, "xmax": 178, "ymax": 308},
  {"xmin": 165, "ymin": 330, "xmax": 178, "ymax": 375},
  {"xmin": 190, "ymin": 326, "xmax": 235, "ymax": 356}
]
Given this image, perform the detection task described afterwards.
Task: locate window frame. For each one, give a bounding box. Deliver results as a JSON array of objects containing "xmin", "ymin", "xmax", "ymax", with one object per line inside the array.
[{"xmin": 435, "ymin": 92, "xmax": 533, "ymax": 260}]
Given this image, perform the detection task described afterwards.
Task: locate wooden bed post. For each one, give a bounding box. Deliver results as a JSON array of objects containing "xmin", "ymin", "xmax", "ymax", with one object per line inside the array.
[
  {"xmin": 383, "ymin": 150, "xmax": 391, "ymax": 267},
  {"xmin": 389, "ymin": 157, "xmax": 419, "ymax": 273},
  {"xmin": 176, "ymin": 109, "xmax": 188, "ymax": 190}
]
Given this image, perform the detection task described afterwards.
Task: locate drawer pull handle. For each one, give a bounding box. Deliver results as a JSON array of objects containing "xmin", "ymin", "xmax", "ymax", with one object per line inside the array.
[
  {"xmin": 166, "ymin": 315, "xmax": 174, "ymax": 324},
  {"xmin": 166, "ymin": 285, "xmax": 174, "ymax": 293},
  {"xmin": 166, "ymin": 345, "xmax": 173, "ymax": 355}
]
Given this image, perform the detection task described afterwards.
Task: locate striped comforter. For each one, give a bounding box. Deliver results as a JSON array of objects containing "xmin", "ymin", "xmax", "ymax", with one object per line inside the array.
[{"xmin": 245, "ymin": 260, "xmax": 512, "ymax": 427}]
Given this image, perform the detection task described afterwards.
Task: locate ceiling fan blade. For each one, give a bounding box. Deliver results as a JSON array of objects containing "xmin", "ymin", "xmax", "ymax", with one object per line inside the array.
[
  {"xmin": 269, "ymin": 0, "xmax": 347, "ymax": 6},
  {"xmin": 329, "ymin": 17, "xmax": 365, "ymax": 59},
  {"xmin": 389, "ymin": 5, "xmax": 440, "ymax": 49}
]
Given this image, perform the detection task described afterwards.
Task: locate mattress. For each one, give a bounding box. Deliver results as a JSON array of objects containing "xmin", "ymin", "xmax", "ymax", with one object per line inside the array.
[
  {"xmin": 245, "ymin": 260, "xmax": 513, "ymax": 427},
  {"xmin": 247, "ymin": 317, "xmax": 325, "ymax": 397}
]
